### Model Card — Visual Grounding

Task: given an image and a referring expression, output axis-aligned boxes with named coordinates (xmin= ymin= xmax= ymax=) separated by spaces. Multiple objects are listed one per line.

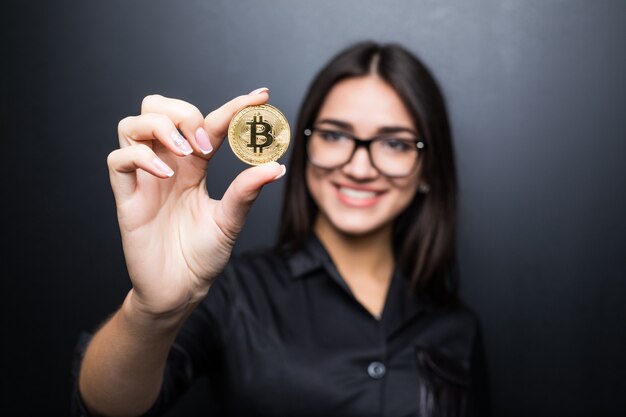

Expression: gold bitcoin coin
xmin=228 ymin=104 xmax=290 ymax=165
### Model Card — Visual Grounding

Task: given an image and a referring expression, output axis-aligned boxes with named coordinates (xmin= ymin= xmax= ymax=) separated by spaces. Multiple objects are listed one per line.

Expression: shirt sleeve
xmin=70 ymin=269 xmax=235 ymax=417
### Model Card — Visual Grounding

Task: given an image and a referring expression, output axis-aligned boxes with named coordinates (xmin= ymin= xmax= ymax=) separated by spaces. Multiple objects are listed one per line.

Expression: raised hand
xmin=106 ymin=89 xmax=284 ymax=316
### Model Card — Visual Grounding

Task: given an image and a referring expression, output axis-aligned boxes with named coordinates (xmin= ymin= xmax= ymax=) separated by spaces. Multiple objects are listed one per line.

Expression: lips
xmin=334 ymin=184 xmax=386 ymax=208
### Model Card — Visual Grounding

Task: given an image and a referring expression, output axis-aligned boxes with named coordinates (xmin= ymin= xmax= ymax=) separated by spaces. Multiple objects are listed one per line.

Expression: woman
xmin=73 ymin=42 xmax=489 ymax=416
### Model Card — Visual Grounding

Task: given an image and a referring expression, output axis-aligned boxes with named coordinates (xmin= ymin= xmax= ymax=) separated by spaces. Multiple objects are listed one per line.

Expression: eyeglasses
xmin=304 ymin=127 xmax=425 ymax=178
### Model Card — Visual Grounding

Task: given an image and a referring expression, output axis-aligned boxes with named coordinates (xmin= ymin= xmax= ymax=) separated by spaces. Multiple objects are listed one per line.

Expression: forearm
xmin=78 ymin=290 xmax=197 ymax=417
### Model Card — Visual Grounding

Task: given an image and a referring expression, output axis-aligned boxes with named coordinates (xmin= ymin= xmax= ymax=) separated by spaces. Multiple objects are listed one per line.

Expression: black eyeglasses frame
xmin=303 ymin=126 xmax=426 ymax=178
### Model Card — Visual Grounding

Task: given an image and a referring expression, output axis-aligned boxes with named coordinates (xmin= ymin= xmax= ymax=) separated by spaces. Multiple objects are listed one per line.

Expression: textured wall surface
xmin=3 ymin=1 xmax=625 ymax=415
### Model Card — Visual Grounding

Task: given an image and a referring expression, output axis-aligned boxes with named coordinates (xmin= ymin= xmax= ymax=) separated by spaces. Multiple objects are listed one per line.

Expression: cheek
xmin=304 ymin=162 xmax=421 ymax=234
xmin=390 ymin=170 xmax=420 ymax=203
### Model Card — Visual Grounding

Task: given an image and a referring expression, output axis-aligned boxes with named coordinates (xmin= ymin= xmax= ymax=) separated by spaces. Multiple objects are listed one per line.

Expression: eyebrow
xmin=316 ymin=118 xmax=418 ymax=136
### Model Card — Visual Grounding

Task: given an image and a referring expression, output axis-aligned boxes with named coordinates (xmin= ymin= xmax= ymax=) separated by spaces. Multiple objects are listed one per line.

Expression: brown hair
xmin=277 ymin=41 xmax=459 ymax=305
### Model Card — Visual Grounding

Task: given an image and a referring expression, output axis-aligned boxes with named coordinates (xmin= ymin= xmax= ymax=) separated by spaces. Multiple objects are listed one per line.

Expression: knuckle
xmin=204 ymin=110 xmax=217 ymax=124
xmin=233 ymin=182 xmax=255 ymax=204
xmin=117 ymin=116 xmax=134 ymax=134
xmin=106 ymin=149 xmax=121 ymax=168
xmin=204 ymin=111 xmax=222 ymax=134
xmin=141 ymin=94 xmax=162 ymax=112
xmin=179 ymin=103 xmax=204 ymax=125
xmin=150 ymin=113 xmax=173 ymax=128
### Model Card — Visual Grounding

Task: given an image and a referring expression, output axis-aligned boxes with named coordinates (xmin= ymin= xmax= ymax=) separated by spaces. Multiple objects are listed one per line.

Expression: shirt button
xmin=367 ymin=361 xmax=386 ymax=379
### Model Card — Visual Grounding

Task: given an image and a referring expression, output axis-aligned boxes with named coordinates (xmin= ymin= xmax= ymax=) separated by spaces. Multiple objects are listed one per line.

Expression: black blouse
xmin=72 ymin=234 xmax=489 ymax=416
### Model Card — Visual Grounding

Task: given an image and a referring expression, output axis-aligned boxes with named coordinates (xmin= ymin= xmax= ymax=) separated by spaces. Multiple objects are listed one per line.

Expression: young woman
xmin=74 ymin=42 xmax=489 ymax=416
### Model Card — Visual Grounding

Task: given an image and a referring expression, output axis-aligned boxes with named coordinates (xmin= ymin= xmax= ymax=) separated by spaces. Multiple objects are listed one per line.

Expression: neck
xmin=314 ymin=215 xmax=394 ymax=283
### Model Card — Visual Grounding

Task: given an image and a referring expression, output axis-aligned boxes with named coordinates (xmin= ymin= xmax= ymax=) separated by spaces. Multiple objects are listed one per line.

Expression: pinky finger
xmin=107 ymin=145 xmax=175 ymax=200
xmin=150 ymin=157 xmax=175 ymax=178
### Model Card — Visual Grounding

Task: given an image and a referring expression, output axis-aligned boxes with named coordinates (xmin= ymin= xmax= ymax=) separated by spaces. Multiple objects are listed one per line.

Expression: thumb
xmin=215 ymin=162 xmax=286 ymax=240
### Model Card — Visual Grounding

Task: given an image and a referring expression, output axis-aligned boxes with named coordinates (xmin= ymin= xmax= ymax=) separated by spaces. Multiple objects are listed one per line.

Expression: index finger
xmin=203 ymin=87 xmax=270 ymax=158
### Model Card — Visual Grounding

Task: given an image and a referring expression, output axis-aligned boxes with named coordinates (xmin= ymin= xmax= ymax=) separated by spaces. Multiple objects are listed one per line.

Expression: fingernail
xmin=248 ymin=87 xmax=269 ymax=95
xmin=170 ymin=131 xmax=193 ymax=155
xmin=195 ymin=127 xmax=213 ymax=155
xmin=153 ymin=157 xmax=174 ymax=177
xmin=273 ymin=164 xmax=286 ymax=180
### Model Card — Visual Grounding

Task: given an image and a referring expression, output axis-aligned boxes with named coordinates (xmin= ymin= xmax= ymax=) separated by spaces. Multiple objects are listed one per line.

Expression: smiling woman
xmin=279 ymin=43 xmax=459 ymax=305
xmin=73 ymin=42 xmax=489 ymax=417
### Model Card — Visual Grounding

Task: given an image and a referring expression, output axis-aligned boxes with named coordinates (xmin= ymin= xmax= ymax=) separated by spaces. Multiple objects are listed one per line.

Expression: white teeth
xmin=339 ymin=187 xmax=377 ymax=199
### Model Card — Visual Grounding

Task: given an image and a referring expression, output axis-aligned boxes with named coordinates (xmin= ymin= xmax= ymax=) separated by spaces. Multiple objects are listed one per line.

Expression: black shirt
xmin=72 ymin=234 xmax=489 ymax=416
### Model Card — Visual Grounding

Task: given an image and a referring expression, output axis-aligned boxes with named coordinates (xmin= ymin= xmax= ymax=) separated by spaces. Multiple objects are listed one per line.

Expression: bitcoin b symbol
xmin=247 ymin=115 xmax=274 ymax=153
xmin=228 ymin=104 xmax=290 ymax=165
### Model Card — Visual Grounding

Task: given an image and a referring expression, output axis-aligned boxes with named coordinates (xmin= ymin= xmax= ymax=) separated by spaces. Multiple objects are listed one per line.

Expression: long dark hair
xmin=277 ymin=41 xmax=459 ymax=305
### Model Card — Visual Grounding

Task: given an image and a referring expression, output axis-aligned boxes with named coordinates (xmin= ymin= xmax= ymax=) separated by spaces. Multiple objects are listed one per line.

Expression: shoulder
xmin=419 ymin=301 xmax=483 ymax=361
xmin=431 ymin=302 xmax=481 ymax=331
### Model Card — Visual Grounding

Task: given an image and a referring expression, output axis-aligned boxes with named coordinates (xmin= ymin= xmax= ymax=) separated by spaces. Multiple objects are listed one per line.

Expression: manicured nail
xmin=273 ymin=164 xmax=286 ymax=180
xmin=153 ymin=157 xmax=174 ymax=177
xmin=195 ymin=127 xmax=213 ymax=155
xmin=248 ymin=87 xmax=269 ymax=95
xmin=170 ymin=131 xmax=193 ymax=155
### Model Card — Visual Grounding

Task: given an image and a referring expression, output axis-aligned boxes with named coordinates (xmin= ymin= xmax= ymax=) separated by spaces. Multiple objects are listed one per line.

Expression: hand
xmin=106 ymin=89 xmax=284 ymax=317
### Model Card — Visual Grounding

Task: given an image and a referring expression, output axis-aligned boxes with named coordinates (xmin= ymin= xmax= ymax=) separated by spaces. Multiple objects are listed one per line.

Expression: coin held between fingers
xmin=228 ymin=104 xmax=290 ymax=165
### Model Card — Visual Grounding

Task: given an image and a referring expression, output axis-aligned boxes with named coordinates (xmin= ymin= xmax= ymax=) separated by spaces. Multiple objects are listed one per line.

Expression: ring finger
xmin=117 ymin=113 xmax=194 ymax=157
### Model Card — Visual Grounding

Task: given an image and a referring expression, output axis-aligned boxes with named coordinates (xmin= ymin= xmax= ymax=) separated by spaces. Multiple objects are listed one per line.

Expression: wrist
xmin=120 ymin=289 xmax=198 ymax=334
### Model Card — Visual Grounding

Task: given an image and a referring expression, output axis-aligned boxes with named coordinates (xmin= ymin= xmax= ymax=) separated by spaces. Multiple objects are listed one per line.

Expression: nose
xmin=341 ymin=146 xmax=379 ymax=180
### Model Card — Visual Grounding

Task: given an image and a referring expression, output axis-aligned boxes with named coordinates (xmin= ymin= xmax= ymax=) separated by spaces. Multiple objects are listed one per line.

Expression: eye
xmin=318 ymin=130 xmax=350 ymax=143
xmin=381 ymin=138 xmax=413 ymax=152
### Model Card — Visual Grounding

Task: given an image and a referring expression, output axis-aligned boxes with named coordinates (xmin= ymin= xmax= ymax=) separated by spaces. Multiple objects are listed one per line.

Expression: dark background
xmin=3 ymin=1 xmax=625 ymax=416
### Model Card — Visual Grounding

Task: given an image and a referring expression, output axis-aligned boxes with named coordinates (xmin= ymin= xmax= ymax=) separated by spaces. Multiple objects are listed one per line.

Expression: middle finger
xmin=141 ymin=94 xmax=212 ymax=156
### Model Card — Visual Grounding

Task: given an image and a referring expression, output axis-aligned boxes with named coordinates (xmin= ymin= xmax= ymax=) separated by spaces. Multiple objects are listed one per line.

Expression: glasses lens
xmin=371 ymin=137 xmax=419 ymax=176
xmin=307 ymin=128 xmax=421 ymax=177
xmin=308 ymin=130 xmax=354 ymax=168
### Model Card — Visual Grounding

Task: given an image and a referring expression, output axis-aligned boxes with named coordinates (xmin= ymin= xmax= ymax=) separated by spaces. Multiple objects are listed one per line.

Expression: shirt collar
xmin=287 ymin=233 xmax=329 ymax=279
xmin=286 ymin=233 xmax=433 ymax=336
xmin=287 ymin=233 xmax=354 ymax=294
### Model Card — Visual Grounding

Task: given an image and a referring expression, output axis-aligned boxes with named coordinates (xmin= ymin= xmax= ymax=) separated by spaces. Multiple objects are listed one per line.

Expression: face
xmin=306 ymin=75 xmax=422 ymax=237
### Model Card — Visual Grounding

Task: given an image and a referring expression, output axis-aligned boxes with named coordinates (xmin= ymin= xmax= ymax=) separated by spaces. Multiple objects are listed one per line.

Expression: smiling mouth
xmin=334 ymin=184 xmax=387 ymax=208
xmin=338 ymin=187 xmax=378 ymax=200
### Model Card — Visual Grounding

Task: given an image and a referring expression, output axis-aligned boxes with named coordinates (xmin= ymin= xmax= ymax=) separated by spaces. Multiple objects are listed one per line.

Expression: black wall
xmin=3 ymin=1 xmax=625 ymax=416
